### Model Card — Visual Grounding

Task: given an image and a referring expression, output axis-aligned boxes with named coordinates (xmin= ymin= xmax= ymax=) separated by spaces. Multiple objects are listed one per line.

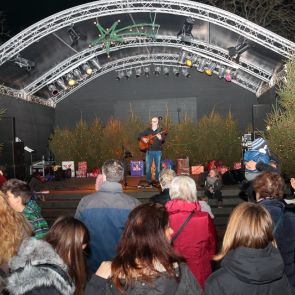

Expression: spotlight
xmin=125 ymin=69 xmax=132 ymax=79
xmin=204 ymin=62 xmax=217 ymax=76
xmin=90 ymin=58 xmax=101 ymax=70
xmin=73 ymin=68 xmax=83 ymax=80
xmin=218 ymin=66 xmax=226 ymax=79
xmin=185 ymin=58 xmax=193 ymax=67
xmin=144 ymin=66 xmax=150 ymax=77
xmin=177 ymin=17 xmax=195 ymax=44
xmin=154 ymin=66 xmax=161 ymax=76
xmin=82 ymin=63 xmax=93 ymax=75
xmin=56 ymin=78 xmax=67 ymax=90
xmin=197 ymin=59 xmax=206 ymax=72
xmin=116 ymin=70 xmax=125 ymax=80
xmin=179 ymin=51 xmax=187 ymax=64
xmin=65 ymin=73 xmax=76 ymax=86
xmin=182 ymin=68 xmax=191 ymax=78
xmin=48 ymin=85 xmax=59 ymax=96
xmin=135 ymin=67 xmax=142 ymax=78
xmin=225 ymin=69 xmax=232 ymax=82
xmin=163 ymin=67 xmax=170 ymax=76
xmin=173 ymin=67 xmax=180 ymax=77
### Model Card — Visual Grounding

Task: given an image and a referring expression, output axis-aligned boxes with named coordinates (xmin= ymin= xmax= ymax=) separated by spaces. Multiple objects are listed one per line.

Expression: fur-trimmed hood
xmin=7 ymin=237 xmax=75 ymax=295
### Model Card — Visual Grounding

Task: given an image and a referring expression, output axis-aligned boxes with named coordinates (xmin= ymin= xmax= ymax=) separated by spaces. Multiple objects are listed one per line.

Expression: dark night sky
xmin=1 ymin=1 xmax=90 ymax=36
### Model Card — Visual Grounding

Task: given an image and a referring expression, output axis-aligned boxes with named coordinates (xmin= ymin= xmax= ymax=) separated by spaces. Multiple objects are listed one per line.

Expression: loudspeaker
xmin=252 ymin=104 xmax=271 ymax=131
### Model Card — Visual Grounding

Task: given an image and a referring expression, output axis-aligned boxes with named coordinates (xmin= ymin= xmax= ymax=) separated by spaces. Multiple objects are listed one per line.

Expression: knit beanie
xmin=250 ymin=137 xmax=268 ymax=154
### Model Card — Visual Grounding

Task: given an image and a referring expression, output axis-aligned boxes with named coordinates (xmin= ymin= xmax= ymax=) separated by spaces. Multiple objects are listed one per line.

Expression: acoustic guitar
xmin=139 ymin=129 xmax=168 ymax=152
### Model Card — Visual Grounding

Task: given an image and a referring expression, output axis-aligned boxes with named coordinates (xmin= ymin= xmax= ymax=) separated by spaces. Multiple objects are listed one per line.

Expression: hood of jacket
xmin=165 ymin=199 xmax=201 ymax=213
xmin=7 ymin=237 xmax=74 ymax=295
xmin=222 ymin=243 xmax=284 ymax=285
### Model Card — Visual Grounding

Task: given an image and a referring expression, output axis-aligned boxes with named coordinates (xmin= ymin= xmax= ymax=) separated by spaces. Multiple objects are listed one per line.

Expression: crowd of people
xmin=1 ymin=154 xmax=295 ymax=294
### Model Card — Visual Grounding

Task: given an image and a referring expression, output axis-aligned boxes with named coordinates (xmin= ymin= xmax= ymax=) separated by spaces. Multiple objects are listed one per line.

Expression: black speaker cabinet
xmin=252 ymin=104 xmax=271 ymax=131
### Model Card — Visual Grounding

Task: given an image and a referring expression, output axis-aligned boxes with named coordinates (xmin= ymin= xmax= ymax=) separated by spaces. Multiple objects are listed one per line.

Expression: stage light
xmin=185 ymin=58 xmax=193 ymax=67
xmin=73 ymin=68 xmax=83 ymax=80
xmin=179 ymin=51 xmax=187 ymax=64
xmin=48 ymin=85 xmax=59 ymax=96
xmin=125 ymin=69 xmax=132 ymax=79
xmin=154 ymin=66 xmax=161 ymax=76
xmin=90 ymin=58 xmax=101 ymax=70
xmin=135 ymin=67 xmax=142 ymax=78
xmin=82 ymin=63 xmax=93 ymax=75
xmin=218 ymin=66 xmax=226 ymax=79
xmin=116 ymin=70 xmax=125 ymax=80
xmin=163 ymin=67 xmax=170 ymax=76
xmin=204 ymin=62 xmax=216 ymax=76
xmin=173 ymin=67 xmax=180 ymax=77
xmin=197 ymin=59 xmax=206 ymax=72
xmin=144 ymin=66 xmax=150 ymax=77
xmin=182 ymin=68 xmax=191 ymax=78
xmin=225 ymin=69 xmax=232 ymax=82
xmin=56 ymin=78 xmax=67 ymax=90
xmin=65 ymin=73 xmax=76 ymax=86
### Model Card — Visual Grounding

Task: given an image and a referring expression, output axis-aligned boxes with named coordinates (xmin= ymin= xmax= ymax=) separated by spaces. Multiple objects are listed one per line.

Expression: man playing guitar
xmin=138 ymin=117 xmax=166 ymax=186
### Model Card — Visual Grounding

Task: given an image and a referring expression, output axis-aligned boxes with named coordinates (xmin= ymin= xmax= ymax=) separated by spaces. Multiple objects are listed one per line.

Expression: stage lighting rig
xmin=218 ymin=66 xmax=226 ymax=79
xmin=173 ymin=67 xmax=180 ymax=77
xmin=144 ymin=66 xmax=150 ymax=77
xmin=90 ymin=58 xmax=101 ymax=70
xmin=116 ymin=70 xmax=125 ymax=80
xmin=12 ymin=54 xmax=35 ymax=71
xmin=177 ymin=17 xmax=195 ymax=44
xmin=125 ymin=69 xmax=132 ymax=79
xmin=65 ymin=73 xmax=76 ymax=86
xmin=204 ymin=62 xmax=217 ymax=76
xmin=135 ymin=67 xmax=142 ymax=78
xmin=182 ymin=67 xmax=191 ymax=78
xmin=56 ymin=78 xmax=67 ymax=90
xmin=48 ymin=85 xmax=59 ymax=96
xmin=228 ymin=42 xmax=251 ymax=62
xmin=225 ymin=69 xmax=232 ymax=82
xmin=73 ymin=68 xmax=83 ymax=80
xmin=197 ymin=59 xmax=206 ymax=72
xmin=67 ymin=24 xmax=81 ymax=46
xmin=82 ymin=63 xmax=93 ymax=75
xmin=163 ymin=67 xmax=170 ymax=76
xmin=154 ymin=66 xmax=161 ymax=76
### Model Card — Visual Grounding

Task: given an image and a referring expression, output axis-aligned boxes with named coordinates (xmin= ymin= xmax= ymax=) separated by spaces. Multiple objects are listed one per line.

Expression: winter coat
xmin=165 ymin=199 xmax=217 ymax=289
xmin=259 ymin=198 xmax=295 ymax=287
xmin=75 ymin=181 xmax=141 ymax=273
xmin=84 ymin=263 xmax=202 ymax=295
xmin=6 ymin=238 xmax=74 ymax=295
xmin=204 ymin=243 xmax=295 ymax=295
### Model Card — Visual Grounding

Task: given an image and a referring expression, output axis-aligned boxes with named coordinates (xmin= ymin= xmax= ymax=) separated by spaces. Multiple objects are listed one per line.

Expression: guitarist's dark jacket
xmin=138 ymin=127 xmax=165 ymax=151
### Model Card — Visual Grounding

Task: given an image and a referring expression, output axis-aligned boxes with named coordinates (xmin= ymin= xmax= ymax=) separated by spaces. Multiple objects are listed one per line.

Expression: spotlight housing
xmin=48 ymin=85 xmax=59 ymax=96
xmin=154 ymin=66 xmax=161 ymax=76
xmin=163 ymin=67 xmax=170 ymax=76
xmin=65 ymin=73 xmax=76 ymax=86
xmin=56 ymin=78 xmax=67 ymax=90
xmin=135 ymin=67 xmax=142 ymax=78
xmin=144 ymin=66 xmax=150 ymax=77
xmin=182 ymin=67 xmax=191 ymax=78
xmin=173 ymin=67 xmax=180 ymax=77
xmin=82 ymin=63 xmax=93 ymax=75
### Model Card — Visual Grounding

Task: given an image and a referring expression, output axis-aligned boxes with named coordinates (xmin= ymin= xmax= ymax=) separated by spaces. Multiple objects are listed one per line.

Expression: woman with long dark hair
xmin=7 ymin=216 xmax=89 ymax=295
xmin=85 ymin=203 xmax=202 ymax=295
xmin=204 ymin=202 xmax=295 ymax=295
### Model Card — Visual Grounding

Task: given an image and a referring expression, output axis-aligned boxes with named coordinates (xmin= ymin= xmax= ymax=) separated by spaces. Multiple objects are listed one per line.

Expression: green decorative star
xmin=90 ymin=20 xmax=160 ymax=57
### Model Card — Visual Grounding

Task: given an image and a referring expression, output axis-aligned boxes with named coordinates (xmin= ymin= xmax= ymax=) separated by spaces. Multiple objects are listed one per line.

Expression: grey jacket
xmin=84 ymin=263 xmax=202 ymax=295
xmin=6 ymin=238 xmax=75 ymax=295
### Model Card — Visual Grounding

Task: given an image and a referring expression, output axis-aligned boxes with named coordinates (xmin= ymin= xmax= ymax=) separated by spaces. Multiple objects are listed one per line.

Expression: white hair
xmin=169 ymin=176 xmax=197 ymax=201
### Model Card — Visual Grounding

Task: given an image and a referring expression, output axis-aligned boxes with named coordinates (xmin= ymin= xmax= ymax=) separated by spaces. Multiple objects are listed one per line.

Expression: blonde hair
xmin=159 ymin=169 xmax=176 ymax=189
xmin=0 ymin=192 xmax=32 ymax=264
xmin=215 ymin=202 xmax=275 ymax=261
xmin=169 ymin=176 xmax=197 ymax=201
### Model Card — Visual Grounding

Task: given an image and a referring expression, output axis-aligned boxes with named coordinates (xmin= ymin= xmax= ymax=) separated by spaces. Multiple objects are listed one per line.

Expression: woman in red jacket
xmin=166 ymin=175 xmax=217 ymax=289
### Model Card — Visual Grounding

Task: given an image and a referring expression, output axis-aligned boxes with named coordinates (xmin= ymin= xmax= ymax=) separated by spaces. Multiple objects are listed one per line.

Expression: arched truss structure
xmin=0 ymin=0 xmax=294 ymax=107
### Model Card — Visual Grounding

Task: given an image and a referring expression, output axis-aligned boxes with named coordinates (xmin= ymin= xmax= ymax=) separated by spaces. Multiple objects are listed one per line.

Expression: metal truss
xmin=24 ymin=35 xmax=272 ymax=95
xmin=0 ymin=85 xmax=54 ymax=107
xmin=51 ymin=53 xmax=260 ymax=105
xmin=0 ymin=0 xmax=295 ymax=66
